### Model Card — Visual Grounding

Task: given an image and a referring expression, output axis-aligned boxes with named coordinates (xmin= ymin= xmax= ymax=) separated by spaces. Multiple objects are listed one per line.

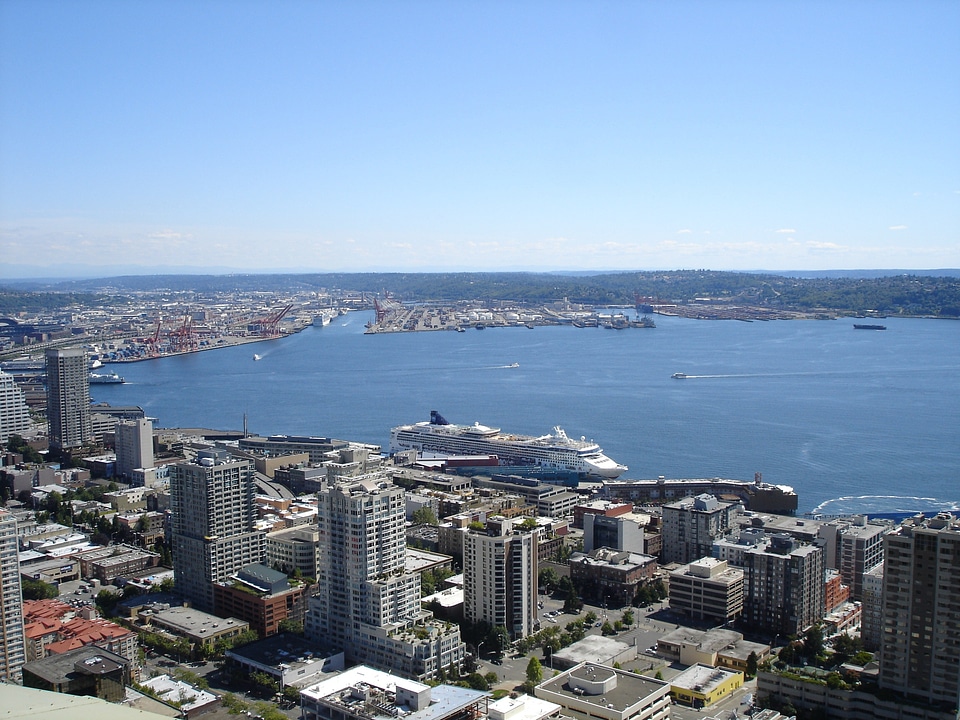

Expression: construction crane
xmin=143 ymin=317 xmax=163 ymax=357
xmin=168 ymin=315 xmax=198 ymax=353
xmin=250 ymin=303 xmax=293 ymax=338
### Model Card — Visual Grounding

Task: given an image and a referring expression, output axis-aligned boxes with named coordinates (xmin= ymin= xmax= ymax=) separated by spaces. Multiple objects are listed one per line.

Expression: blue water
xmin=92 ymin=313 xmax=960 ymax=516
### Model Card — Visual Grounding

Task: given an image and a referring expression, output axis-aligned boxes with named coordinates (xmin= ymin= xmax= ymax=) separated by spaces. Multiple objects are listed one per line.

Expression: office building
xmin=0 ymin=510 xmax=26 ymax=681
xmin=304 ymin=472 xmax=464 ymax=680
xmin=669 ymin=557 xmax=744 ymax=625
xmin=44 ymin=348 xmax=91 ymax=450
xmin=0 ymin=369 xmax=32 ymax=443
xmin=169 ymin=449 xmax=265 ymax=612
xmin=662 ymin=494 xmax=740 ymax=565
xmin=878 ymin=513 xmax=960 ymax=710
xmin=114 ymin=418 xmax=154 ymax=482
xmin=742 ymin=534 xmax=824 ymax=637
xmin=583 ymin=510 xmax=646 ymax=554
xmin=463 ymin=516 xmax=538 ymax=640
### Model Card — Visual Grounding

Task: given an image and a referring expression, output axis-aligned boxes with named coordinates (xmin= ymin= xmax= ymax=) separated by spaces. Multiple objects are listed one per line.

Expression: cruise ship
xmin=389 ymin=411 xmax=627 ymax=479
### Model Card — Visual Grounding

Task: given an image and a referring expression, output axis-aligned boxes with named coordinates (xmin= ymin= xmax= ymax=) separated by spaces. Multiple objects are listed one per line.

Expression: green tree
xmin=21 ymin=577 xmax=59 ymax=600
xmin=621 ymin=610 xmax=634 ymax=627
xmin=538 ymin=567 xmax=559 ymax=593
xmin=464 ymin=672 xmax=489 ymax=690
xmin=525 ymin=656 xmax=543 ymax=685
xmin=412 ymin=507 xmax=439 ymax=525
xmin=746 ymin=651 xmax=758 ymax=678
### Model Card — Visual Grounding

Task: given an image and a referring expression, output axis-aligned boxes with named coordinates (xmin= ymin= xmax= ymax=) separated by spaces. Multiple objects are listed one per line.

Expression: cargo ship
xmin=389 ymin=410 xmax=627 ymax=479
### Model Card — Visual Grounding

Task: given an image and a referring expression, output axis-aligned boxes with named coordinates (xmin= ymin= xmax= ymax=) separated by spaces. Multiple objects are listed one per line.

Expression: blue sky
xmin=1 ymin=1 xmax=958 ymax=277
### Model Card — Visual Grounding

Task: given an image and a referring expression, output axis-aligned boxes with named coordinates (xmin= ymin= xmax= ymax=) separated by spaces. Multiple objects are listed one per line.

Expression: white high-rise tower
xmin=305 ymin=472 xmax=464 ymax=680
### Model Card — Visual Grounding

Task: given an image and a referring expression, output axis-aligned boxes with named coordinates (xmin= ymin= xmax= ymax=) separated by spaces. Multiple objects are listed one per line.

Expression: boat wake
xmin=810 ymin=495 xmax=960 ymax=518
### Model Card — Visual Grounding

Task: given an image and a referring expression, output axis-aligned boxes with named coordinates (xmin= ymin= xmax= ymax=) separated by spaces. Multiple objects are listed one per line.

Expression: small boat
xmin=853 ymin=324 xmax=886 ymax=330
xmin=671 ymin=372 xmax=687 ymax=379
xmin=508 ymin=362 xmax=519 ymax=368
xmin=253 ymin=354 xmax=262 ymax=361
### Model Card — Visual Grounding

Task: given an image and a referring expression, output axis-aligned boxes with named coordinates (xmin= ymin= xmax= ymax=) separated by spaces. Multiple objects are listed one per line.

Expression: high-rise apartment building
xmin=115 ymin=418 xmax=155 ymax=481
xmin=0 ymin=510 xmax=26 ymax=682
xmin=0 ymin=369 xmax=32 ymax=444
xmin=817 ymin=517 xmax=889 ymax=600
xmin=463 ymin=516 xmax=538 ymax=640
xmin=304 ymin=472 xmax=464 ymax=680
xmin=879 ymin=513 xmax=960 ymax=710
xmin=170 ymin=449 xmax=265 ymax=612
xmin=662 ymin=494 xmax=740 ymax=565
xmin=743 ymin=534 xmax=824 ymax=637
xmin=44 ymin=348 xmax=91 ymax=450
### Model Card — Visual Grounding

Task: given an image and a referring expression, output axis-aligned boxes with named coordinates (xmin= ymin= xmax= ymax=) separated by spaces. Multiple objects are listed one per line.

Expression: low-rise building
xmin=213 ymin=563 xmax=309 ymax=638
xmin=569 ymin=548 xmax=657 ymax=607
xmin=21 ymin=645 xmax=129 ymax=703
xmin=656 ymin=627 xmax=769 ymax=675
xmin=143 ymin=606 xmax=249 ymax=651
xmin=300 ymin=664 xmax=489 ymax=720
xmin=535 ymin=662 xmax=670 ymax=720
xmin=669 ymin=663 xmax=743 ymax=709
xmin=140 ymin=674 xmax=220 ymax=718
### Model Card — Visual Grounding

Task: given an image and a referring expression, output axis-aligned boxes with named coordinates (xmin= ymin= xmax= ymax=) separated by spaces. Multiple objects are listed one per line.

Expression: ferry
xmin=89 ymin=372 xmax=125 ymax=384
xmin=389 ymin=410 xmax=627 ymax=479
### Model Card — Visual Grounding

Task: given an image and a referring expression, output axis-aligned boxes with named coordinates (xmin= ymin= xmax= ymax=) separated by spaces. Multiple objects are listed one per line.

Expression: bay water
xmin=92 ymin=313 xmax=960 ymax=516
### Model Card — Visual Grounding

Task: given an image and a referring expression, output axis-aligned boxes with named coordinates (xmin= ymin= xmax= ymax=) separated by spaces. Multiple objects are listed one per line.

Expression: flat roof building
xmin=535 ymin=662 xmax=671 ymax=720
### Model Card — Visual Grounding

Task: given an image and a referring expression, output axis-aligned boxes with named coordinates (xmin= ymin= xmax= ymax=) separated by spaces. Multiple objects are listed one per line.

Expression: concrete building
xmin=0 ymin=509 xmax=26 ymax=681
xmin=144 ymin=605 xmax=249 ymax=651
xmin=463 ymin=515 xmax=538 ymax=640
xmin=0 ymin=369 xmax=32 ymax=443
xmin=656 ymin=627 xmax=769 ymax=675
xmin=300 ymin=665 xmax=489 ymax=720
xmin=573 ymin=500 xmax=632 ymax=529
xmin=860 ymin=562 xmax=884 ymax=651
xmin=669 ymin=557 xmax=744 ymax=624
xmin=662 ymin=494 xmax=740 ymax=565
xmin=21 ymin=645 xmax=129 ymax=703
xmin=114 ymin=418 xmax=155 ymax=483
xmin=743 ymin=535 xmax=825 ymax=637
xmin=878 ymin=513 xmax=960 ymax=710
xmin=169 ymin=448 xmax=266 ymax=612
xmin=583 ymin=510 xmax=646 ymax=554
xmin=304 ymin=472 xmax=465 ymax=680
xmin=266 ymin=524 xmax=321 ymax=579
xmin=817 ymin=516 xmax=889 ymax=600
xmin=45 ymin=348 xmax=91 ymax=450
xmin=535 ymin=662 xmax=671 ymax=720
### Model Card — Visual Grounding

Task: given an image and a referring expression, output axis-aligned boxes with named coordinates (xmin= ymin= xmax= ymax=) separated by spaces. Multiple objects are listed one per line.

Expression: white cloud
xmin=806 ymin=241 xmax=843 ymax=251
xmin=775 ymin=228 xmax=796 ymax=234
xmin=889 ymin=225 xmax=908 ymax=231
xmin=676 ymin=229 xmax=692 ymax=234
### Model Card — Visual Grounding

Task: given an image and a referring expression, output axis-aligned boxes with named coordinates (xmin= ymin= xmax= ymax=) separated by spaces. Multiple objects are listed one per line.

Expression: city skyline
xmin=1 ymin=2 xmax=958 ymax=278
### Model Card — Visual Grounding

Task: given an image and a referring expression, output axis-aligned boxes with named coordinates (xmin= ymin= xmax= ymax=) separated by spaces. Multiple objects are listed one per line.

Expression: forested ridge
xmin=2 ymin=270 xmax=959 ymax=317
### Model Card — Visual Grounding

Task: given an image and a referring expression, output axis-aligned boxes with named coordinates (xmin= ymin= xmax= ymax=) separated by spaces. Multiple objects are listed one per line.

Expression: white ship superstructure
xmin=389 ymin=411 xmax=627 ymax=479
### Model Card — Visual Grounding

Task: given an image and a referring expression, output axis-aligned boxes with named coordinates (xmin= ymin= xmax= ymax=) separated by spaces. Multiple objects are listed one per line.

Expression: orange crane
xmin=168 ymin=315 xmax=199 ymax=352
xmin=251 ymin=303 xmax=293 ymax=337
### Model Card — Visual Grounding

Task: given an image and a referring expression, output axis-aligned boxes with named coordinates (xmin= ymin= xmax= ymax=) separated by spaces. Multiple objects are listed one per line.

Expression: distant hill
xmin=2 ymin=270 xmax=959 ymax=318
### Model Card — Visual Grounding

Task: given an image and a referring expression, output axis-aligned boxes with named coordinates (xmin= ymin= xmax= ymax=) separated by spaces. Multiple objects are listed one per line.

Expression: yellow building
xmin=670 ymin=663 xmax=743 ymax=709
